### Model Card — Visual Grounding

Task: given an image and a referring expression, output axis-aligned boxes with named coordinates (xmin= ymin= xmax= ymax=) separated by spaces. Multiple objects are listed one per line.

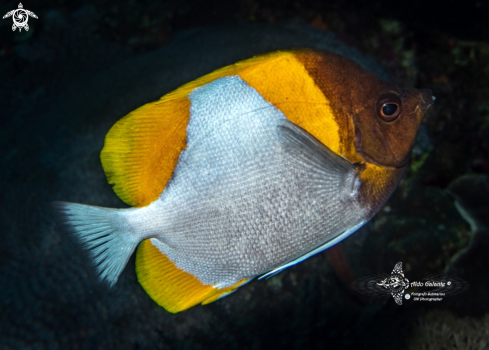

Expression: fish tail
xmin=53 ymin=201 xmax=140 ymax=287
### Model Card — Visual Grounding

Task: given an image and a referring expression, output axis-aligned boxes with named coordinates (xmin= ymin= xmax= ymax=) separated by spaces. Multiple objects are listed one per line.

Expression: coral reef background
xmin=1 ymin=0 xmax=489 ymax=349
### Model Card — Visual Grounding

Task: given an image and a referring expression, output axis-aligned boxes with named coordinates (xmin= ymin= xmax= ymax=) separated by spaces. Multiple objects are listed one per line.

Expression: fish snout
xmin=418 ymin=89 xmax=434 ymax=111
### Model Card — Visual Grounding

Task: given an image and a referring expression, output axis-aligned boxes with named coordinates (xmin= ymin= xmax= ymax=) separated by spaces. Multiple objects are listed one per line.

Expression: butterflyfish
xmin=54 ymin=50 xmax=433 ymax=313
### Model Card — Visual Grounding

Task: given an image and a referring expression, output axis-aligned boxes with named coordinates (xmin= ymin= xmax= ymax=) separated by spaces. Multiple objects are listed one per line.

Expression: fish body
xmin=55 ymin=50 xmax=433 ymax=313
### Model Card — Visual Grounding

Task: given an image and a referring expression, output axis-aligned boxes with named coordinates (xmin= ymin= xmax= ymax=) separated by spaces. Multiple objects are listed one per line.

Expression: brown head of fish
xmin=294 ymin=51 xmax=433 ymax=217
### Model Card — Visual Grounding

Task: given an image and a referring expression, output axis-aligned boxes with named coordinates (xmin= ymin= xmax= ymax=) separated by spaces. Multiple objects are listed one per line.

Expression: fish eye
xmin=376 ymin=93 xmax=402 ymax=122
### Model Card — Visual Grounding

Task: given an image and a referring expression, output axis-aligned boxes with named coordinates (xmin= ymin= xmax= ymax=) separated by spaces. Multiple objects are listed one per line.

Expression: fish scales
xmin=141 ymin=76 xmax=366 ymax=287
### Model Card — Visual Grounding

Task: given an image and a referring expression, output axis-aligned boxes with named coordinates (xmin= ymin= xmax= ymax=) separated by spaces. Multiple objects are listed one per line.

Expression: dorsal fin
xmin=100 ymin=50 xmax=341 ymax=207
xmin=101 ymin=97 xmax=191 ymax=207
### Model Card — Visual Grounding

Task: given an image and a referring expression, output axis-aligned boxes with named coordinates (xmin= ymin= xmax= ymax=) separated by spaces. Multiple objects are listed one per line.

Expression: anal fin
xmin=136 ymin=239 xmax=247 ymax=313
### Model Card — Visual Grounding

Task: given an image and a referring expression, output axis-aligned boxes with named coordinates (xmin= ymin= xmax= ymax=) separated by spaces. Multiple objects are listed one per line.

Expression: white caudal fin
xmin=53 ymin=202 xmax=140 ymax=287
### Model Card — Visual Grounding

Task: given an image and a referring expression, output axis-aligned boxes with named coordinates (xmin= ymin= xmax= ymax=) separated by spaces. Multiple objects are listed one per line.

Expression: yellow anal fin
xmin=135 ymin=239 xmax=248 ymax=313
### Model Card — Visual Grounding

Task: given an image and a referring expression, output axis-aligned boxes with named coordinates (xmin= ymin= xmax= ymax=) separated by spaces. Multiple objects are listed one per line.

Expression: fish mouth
xmin=417 ymin=89 xmax=434 ymax=111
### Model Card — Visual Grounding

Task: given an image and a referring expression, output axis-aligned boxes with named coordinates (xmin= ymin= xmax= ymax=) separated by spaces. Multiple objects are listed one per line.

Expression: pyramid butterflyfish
xmin=54 ymin=50 xmax=433 ymax=313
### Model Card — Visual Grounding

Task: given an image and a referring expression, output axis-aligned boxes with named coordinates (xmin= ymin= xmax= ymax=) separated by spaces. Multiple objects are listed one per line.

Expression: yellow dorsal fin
xmin=135 ymin=239 xmax=248 ymax=313
xmin=100 ymin=51 xmax=322 ymax=207
xmin=100 ymin=97 xmax=190 ymax=207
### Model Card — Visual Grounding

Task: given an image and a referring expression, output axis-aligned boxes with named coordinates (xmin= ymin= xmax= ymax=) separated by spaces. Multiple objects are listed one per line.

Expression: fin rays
xmin=53 ymin=202 xmax=140 ymax=287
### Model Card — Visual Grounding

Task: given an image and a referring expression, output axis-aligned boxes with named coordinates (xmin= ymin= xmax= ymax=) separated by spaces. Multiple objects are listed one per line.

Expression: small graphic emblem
xmin=353 ymin=262 xmax=468 ymax=305
xmin=376 ymin=262 xmax=409 ymax=305
xmin=3 ymin=3 xmax=38 ymax=32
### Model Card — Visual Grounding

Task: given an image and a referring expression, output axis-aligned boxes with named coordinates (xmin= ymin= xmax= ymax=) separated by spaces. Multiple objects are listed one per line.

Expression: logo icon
xmin=3 ymin=3 xmax=38 ymax=32
xmin=377 ymin=262 xmax=410 ymax=305
xmin=352 ymin=262 xmax=469 ymax=305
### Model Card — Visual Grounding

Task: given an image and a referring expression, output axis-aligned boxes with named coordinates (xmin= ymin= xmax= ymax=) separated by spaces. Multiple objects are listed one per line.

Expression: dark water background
xmin=1 ymin=0 xmax=489 ymax=349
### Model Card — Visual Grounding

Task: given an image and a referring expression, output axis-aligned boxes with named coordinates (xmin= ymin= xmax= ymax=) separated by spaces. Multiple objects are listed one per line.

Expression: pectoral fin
xmin=277 ymin=119 xmax=362 ymax=195
xmin=259 ymin=120 xmax=365 ymax=279
xmin=278 ymin=119 xmax=356 ymax=173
